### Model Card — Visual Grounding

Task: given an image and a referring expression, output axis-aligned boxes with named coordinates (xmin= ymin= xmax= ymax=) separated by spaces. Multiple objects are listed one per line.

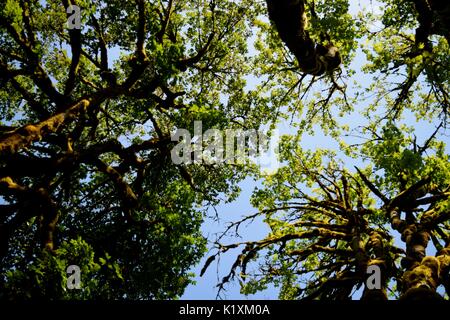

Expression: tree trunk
xmin=265 ymin=0 xmax=342 ymax=76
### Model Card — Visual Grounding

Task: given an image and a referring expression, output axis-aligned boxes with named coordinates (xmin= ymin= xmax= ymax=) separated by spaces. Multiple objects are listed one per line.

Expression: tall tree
xmin=209 ymin=128 xmax=450 ymax=300
xmin=205 ymin=0 xmax=450 ymax=300
xmin=0 ymin=0 xmax=270 ymax=299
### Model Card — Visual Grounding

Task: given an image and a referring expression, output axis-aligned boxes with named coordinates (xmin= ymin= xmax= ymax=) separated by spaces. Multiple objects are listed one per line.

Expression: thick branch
xmin=265 ymin=0 xmax=342 ymax=75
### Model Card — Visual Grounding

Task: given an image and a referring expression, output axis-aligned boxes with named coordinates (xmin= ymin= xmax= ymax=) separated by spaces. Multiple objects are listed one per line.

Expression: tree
xmin=204 ymin=0 xmax=450 ymax=300
xmin=0 ymin=0 xmax=271 ymax=299
xmin=210 ymin=130 xmax=450 ymax=300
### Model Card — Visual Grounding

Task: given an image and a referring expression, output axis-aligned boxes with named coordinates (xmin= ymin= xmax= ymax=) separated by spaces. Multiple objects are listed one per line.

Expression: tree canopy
xmin=0 ymin=0 xmax=449 ymax=300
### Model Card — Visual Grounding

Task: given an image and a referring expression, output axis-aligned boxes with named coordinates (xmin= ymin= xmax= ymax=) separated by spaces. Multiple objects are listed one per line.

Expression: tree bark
xmin=265 ymin=0 xmax=342 ymax=75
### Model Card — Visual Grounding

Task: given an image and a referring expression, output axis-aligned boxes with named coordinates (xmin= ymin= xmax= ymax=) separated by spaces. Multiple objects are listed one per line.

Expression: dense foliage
xmin=0 ymin=0 xmax=271 ymax=299
xmin=206 ymin=0 xmax=450 ymax=300
xmin=0 ymin=0 xmax=449 ymax=300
